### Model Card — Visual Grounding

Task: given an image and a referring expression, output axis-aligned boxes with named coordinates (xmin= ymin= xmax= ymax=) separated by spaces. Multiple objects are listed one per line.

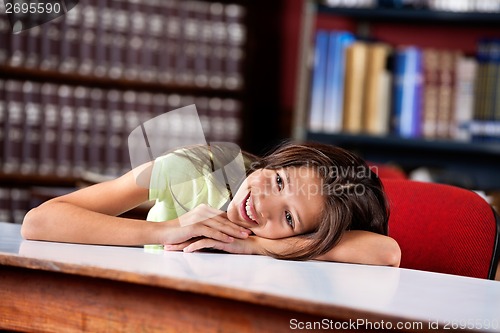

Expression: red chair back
xmin=369 ymin=163 xmax=407 ymax=180
xmin=383 ymin=179 xmax=500 ymax=279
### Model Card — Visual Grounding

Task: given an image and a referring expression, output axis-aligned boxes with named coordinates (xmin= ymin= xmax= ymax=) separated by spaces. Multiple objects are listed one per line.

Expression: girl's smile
xmin=240 ymin=191 xmax=259 ymax=224
xmin=227 ymin=167 xmax=324 ymax=239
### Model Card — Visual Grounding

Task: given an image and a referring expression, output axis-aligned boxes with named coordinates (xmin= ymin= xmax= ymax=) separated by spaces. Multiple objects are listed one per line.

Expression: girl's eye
xmin=285 ymin=211 xmax=294 ymax=228
xmin=276 ymin=173 xmax=283 ymax=191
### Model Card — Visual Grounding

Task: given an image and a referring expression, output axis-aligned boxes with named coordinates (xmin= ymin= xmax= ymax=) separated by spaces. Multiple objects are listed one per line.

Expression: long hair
xmin=250 ymin=141 xmax=389 ymax=260
xmin=165 ymin=141 xmax=388 ymax=261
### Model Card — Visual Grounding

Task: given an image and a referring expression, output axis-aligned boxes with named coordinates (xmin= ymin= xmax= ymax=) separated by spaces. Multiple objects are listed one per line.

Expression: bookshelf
xmin=0 ymin=0 xmax=282 ymax=223
xmin=293 ymin=0 xmax=500 ymax=191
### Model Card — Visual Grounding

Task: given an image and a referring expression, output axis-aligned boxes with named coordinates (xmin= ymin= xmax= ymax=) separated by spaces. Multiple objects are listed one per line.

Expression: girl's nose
xmin=257 ymin=196 xmax=281 ymax=225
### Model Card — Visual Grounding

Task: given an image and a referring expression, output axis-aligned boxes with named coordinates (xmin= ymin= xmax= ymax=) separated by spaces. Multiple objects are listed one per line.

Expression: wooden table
xmin=1 ymin=222 xmax=500 ymax=332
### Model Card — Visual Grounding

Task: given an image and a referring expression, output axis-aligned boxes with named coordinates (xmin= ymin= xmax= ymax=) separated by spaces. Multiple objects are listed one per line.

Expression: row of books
xmin=323 ymin=0 xmax=500 ymax=12
xmin=0 ymin=79 xmax=243 ymax=178
xmin=0 ymin=0 xmax=246 ymax=90
xmin=0 ymin=187 xmax=31 ymax=224
xmin=307 ymin=30 xmax=500 ymax=142
xmin=0 ymin=186 xmax=74 ymax=224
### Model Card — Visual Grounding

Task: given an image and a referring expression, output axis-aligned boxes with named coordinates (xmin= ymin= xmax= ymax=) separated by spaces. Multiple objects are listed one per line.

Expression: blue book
xmin=489 ymin=39 xmax=500 ymax=122
xmin=308 ymin=30 xmax=329 ymax=132
xmin=323 ymin=31 xmax=355 ymax=133
xmin=392 ymin=49 xmax=406 ymax=135
xmin=469 ymin=120 xmax=500 ymax=143
xmin=412 ymin=49 xmax=423 ymax=137
xmin=393 ymin=47 xmax=422 ymax=138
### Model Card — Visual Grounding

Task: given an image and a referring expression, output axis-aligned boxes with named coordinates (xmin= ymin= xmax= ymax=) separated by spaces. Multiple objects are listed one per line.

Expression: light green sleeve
xmin=146 ymin=150 xmax=231 ymax=223
xmin=144 ymin=149 xmax=231 ymax=251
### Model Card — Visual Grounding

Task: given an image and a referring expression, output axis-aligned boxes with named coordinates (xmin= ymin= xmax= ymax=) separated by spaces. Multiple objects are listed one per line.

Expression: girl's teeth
xmin=245 ymin=197 xmax=254 ymax=221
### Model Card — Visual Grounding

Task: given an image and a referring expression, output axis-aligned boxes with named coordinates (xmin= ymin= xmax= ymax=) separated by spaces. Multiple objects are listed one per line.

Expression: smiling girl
xmin=22 ymin=141 xmax=400 ymax=266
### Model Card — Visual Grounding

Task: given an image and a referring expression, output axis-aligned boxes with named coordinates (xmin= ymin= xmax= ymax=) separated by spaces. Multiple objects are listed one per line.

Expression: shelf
xmin=317 ymin=4 xmax=500 ymax=24
xmin=308 ymin=132 xmax=500 ymax=156
xmin=307 ymin=132 xmax=500 ymax=190
xmin=0 ymin=65 xmax=244 ymax=98
xmin=0 ymin=173 xmax=78 ymax=188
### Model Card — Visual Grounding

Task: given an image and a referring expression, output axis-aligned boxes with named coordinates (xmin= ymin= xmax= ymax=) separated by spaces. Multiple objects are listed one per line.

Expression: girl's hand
xmin=164 ymin=236 xmax=264 ymax=255
xmin=160 ymin=204 xmax=251 ymax=245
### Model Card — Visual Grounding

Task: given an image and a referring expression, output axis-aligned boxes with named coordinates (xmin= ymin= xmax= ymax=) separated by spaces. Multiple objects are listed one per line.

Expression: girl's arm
xmin=312 ymin=231 xmax=401 ymax=267
xmin=22 ymin=166 xmax=249 ymax=246
xmin=174 ymin=231 xmax=401 ymax=267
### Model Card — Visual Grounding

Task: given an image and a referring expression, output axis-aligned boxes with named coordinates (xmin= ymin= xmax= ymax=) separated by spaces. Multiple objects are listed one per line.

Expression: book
xmin=3 ymin=80 xmax=24 ymax=174
xmin=194 ymin=95 xmax=211 ymax=139
xmin=10 ymin=188 xmax=30 ymax=224
xmin=56 ymin=85 xmax=75 ymax=177
xmin=490 ymin=40 xmax=500 ymax=123
xmin=105 ymin=90 xmax=124 ymax=176
xmin=124 ymin=0 xmax=143 ymax=81
xmin=343 ymin=42 xmax=368 ymax=134
xmin=9 ymin=23 xmax=26 ymax=67
xmin=21 ymin=81 xmax=42 ymax=175
xmin=73 ymin=86 xmax=91 ymax=176
xmin=93 ymin=0 xmax=110 ymax=78
xmin=421 ymin=48 xmax=439 ymax=138
xmin=89 ymin=88 xmax=106 ymax=173
xmin=468 ymin=120 xmax=500 ymax=142
xmin=0 ymin=79 xmax=5 ymax=167
xmin=25 ymin=26 xmax=41 ymax=69
xmin=363 ymin=42 xmax=391 ymax=135
xmin=194 ymin=2 xmax=212 ymax=88
xmin=39 ymin=83 xmax=59 ymax=175
xmin=140 ymin=0 xmax=162 ymax=83
xmin=452 ymin=57 xmax=477 ymax=141
xmin=108 ymin=0 xmax=128 ymax=80
xmin=392 ymin=46 xmax=422 ymax=138
xmin=308 ymin=30 xmax=329 ymax=132
xmin=223 ymin=4 xmax=246 ymax=90
xmin=436 ymin=50 xmax=459 ymax=139
xmin=322 ymin=31 xmax=355 ymax=133
xmin=158 ymin=0 xmax=177 ymax=84
xmin=0 ymin=188 xmax=11 ymax=223
xmin=44 ymin=18 xmax=63 ymax=71
xmin=78 ymin=0 xmax=96 ymax=76
xmin=208 ymin=97 xmax=225 ymax=141
xmin=208 ymin=2 xmax=225 ymax=88
xmin=0 ymin=4 xmax=10 ymax=65
xmin=59 ymin=3 xmax=80 ymax=73
xmin=122 ymin=91 xmax=140 ymax=174
xmin=473 ymin=38 xmax=496 ymax=122
xmin=221 ymin=98 xmax=242 ymax=142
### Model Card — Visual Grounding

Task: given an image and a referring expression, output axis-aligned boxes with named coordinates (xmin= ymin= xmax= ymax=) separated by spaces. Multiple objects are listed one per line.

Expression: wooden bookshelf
xmin=293 ymin=0 xmax=500 ymax=191
xmin=0 ymin=173 xmax=77 ymax=188
xmin=0 ymin=65 xmax=245 ymax=97
xmin=308 ymin=132 xmax=500 ymax=190
xmin=316 ymin=5 xmax=500 ymax=24
xmin=0 ymin=0 xmax=283 ymax=223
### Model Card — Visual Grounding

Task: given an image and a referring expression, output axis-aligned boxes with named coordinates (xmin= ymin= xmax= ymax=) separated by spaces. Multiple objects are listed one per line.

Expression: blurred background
xmin=1 ymin=0 xmax=500 ymax=223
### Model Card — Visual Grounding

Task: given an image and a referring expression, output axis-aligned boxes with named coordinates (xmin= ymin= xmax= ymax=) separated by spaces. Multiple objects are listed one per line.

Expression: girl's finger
xmin=184 ymin=239 xmax=224 ymax=253
xmin=163 ymin=240 xmax=193 ymax=251
xmin=201 ymin=219 xmax=250 ymax=239
xmin=192 ymin=224 xmax=239 ymax=244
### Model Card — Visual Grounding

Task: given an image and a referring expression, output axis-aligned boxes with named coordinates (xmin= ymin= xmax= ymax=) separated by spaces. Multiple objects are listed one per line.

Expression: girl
xmin=21 ymin=141 xmax=401 ymax=266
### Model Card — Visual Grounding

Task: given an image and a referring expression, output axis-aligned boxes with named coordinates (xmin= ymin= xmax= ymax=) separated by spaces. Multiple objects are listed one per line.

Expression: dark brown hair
xmin=250 ymin=141 xmax=389 ymax=260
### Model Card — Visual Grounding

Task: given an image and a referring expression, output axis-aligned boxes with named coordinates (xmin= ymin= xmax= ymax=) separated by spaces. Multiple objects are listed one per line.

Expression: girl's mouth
xmin=240 ymin=192 xmax=258 ymax=224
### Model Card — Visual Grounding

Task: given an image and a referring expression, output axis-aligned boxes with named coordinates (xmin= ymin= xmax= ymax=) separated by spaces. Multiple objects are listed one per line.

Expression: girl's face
xmin=227 ymin=167 xmax=324 ymax=239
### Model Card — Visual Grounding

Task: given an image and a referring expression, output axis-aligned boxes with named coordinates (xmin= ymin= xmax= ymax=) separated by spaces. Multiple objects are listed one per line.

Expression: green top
xmin=146 ymin=148 xmax=232 ymax=223
xmin=145 ymin=145 xmax=251 ymax=250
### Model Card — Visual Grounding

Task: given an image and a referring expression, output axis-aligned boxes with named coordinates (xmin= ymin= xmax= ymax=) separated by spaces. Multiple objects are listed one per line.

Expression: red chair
xmin=369 ymin=163 xmax=407 ymax=180
xmin=382 ymin=179 xmax=500 ymax=280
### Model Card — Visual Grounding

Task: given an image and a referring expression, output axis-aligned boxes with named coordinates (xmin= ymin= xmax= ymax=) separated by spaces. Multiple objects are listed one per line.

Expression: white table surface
xmin=1 ymin=222 xmax=500 ymax=332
